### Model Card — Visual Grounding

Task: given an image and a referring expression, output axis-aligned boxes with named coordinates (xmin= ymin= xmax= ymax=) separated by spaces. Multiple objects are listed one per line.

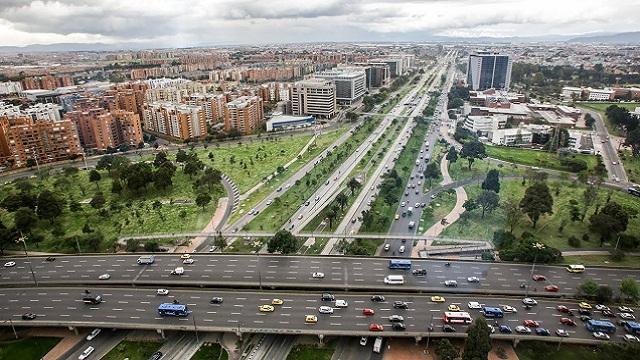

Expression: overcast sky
xmin=0 ymin=0 xmax=639 ymax=47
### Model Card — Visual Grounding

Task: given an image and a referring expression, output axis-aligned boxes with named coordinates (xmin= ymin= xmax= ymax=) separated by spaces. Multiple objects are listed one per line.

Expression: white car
xmin=515 ymin=326 xmax=531 ymax=334
xmin=467 ymin=276 xmax=480 ymax=283
xmin=312 ymin=272 xmax=325 ymax=279
xmin=3 ymin=261 xmax=16 ymax=267
xmin=502 ymin=305 xmax=518 ymax=313
xmin=467 ymin=301 xmax=482 ymax=309
xmin=359 ymin=337 xmax=368 ymax=346
xmin=182 ymin=258 xmax=194 ymax=264
xmin=98 ymin=273 xmax=110 ymax=280
xmin=522 ymin=298 xmax=537 ymax=306
xmin=335 ymin=300 xmax=348 ymax=308
xmin=86 ymin=328 xmax=101 ymax=341
xmin=318 ymin=306 xmax=334 ymax=314
xmin=171 ymin=267 xmax=184 ymax=275
xmin=78 ymin=346 xmax=95 ymax=360
xmin=399 ymin=246 xmax=405 ymax=253
xmin=208 ymin=246 xmax=215 ymax=252
xmin=156 ymin=289 xmax=169 ymax=296
xmin=592 ymin=332 xmax=610 ymax=340
xmin=618 ymin=306 xmax=635 ymax=313
xmin=624 ymin=334 xmax=640 ymax=342
xmin=620 ymin=313 xmax=636 ymax=320
xmin=266 ymin=199 xmax=273 ymax=205
xmin=595 ymin=304 xmax=610 ymax=311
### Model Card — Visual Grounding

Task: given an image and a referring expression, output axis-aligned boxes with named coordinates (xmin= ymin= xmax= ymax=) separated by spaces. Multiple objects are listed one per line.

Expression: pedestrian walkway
xmin=174 ymin=197 xmax=228 ymax=253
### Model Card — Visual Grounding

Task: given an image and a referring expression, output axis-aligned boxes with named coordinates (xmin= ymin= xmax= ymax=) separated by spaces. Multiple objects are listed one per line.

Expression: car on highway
xmin=78 ymin=346 xmax=95 ymax=360
xmin=321 ymin=293 xmax=335 ymax=301
xmin=22 ymin=313 xmax=36 ymax=320
xmin=3 ymin=261 xmax=16 ymax=267
xmin=620 ymin=313 xmax=636 ymax=320
xmin=392 ymin=322 xmax=406 ymax=331
xmin=624 ymin=334 xmax=640 ymax=343
xmin=535 ymin=328 xmax=551 ymax=336
xmin=555 ymin=329 xmax=569 ymax=337
xmin=580 ymin=315 xmax=592 ymax=322
xmin=557 ymin=305 xmax=571 ymax=313
xmin=208 ymin=246 xmax=216 ymax=252
xmin=398 ymin=245 xmax=406 ymax=253
xmin=45 ymin=256 xmax=56 ymax=262
xmin=334 ymin=300 xmax=348 ymax=308
xmin=499 ymin=325 xmax=512 ymax=334
xmin=371 ymin=295 xmax=385 ymax=302
xmin=502 ymin=305 xmax=517 ymax=313
xmin=467 ymin=276 xmax=480 ymax=283
xmin=560 ymin=318 xmax=576 ymax=326
xmin=412 ymin=269 xmax=427 ymax=276
xmin=149 ymin=351 xmax=163 ymax=360
xmin=544 ymin=285 xmax=559 ymax=292
xmin=86 ymin=329 xmax=101 ymax=341
xmin=532 ymin=274 xmax=546 ymax=281
xmin=383 ymin=244 xmax=391 ymax=251
xmin=369 ymin=324 xmax=384 ymax=332
xmin=448 ymin=304 xmax=461 ymax=312
xmin=312 ymin=272 xmax=325 ymax=279
xmin=98 ymin=273 xmax=111 ymax=280
xmin=618 ymin=306 xmax=634 ymax=313
xmin=592 ymin=332 xmax=610 ymax=340
xmin=210 ymin=297 xmax=223 ymax=304
xmin=579 ymin=302 xmax=592 ymax=309
xmin=180 ymin=253 xmax=191 ymax=259
xmin=305 ymin=315 xmax=318 ymax=324
xmin=431 ymin=296 xmax=445 ymax=303
xmin=602 ymin=310 xmax=615 ymax=317
xmin=468 ymin=301 xmax=481 ymax=309
xmin=395 ymin=214 xmax=400 ymax=220
xmin=515 ymin=326 xmax=531 ymax=334
xmin=595 ymin=304 xmax=610 ymax=311
xmin=523 ymin=320 xmax=540 ymax=327
xmin=362 ymin=308 xmax=375 ymax=316
xmin=171 ymin=267 xmax=184 ymax=275
xmin=259 ymin=305 xmax=275 ymax=312
xmin=271 ymin=299 xmax=284 ymax=305
xmin=318 ymin=306 xmax=334 ymax=314
xmin=182 ymin=258 xmax=194 ymax=264
xmin=297 ymin=214 xmax=303 ymax=220
xmin=393 ymin=301 xmax=408 ymax=309
xmin=442 ymin=325 xmax=456 ymax=333
xmin=444 ymin=280 xmax=458 ymax=287
xmin=578 ymin=309 xmax=591 ymax=316
xmin=522 ymin=298 xmax=537 ymax=306
xmin=266 ymin=199 xmax=273 ymax=205
xmin=359 ymin=337 xmax=368 ymax=346
xmin=388 ymin=315 xmax=404 ymax=322
xmin=156 ymin=289 xmax=169 ymax=296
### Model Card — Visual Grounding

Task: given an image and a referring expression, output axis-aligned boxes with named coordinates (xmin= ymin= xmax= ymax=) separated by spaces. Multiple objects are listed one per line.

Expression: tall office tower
xmin=223 ymin=96 xmax=264 ymax=135
xmin=315 ymin=68 xmax=367 ymax=104
xmin=291 ymin=78 xmax=336 ymax=119
xmin=467 ymin=52 xmax=513 ymax=91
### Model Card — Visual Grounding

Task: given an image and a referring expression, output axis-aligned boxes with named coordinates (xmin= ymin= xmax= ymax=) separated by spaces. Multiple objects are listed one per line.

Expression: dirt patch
xmin=489 ymin=341 xmax=519 ymax=360
xmin=383 ymin=338 xmax=435 ymax=360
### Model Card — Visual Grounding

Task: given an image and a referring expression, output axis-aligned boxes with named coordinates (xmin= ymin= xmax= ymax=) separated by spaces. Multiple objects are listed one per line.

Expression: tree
xmin=347 ymin=177 xmax=361 ymax=194
xmin=423 ymin=162 xmax=440 ymax=187
xmin=183 ymin=158 xmax=204 ymax=178
xmin=595 ymin=285 xmax=613 ymax=304
xmin=335 ymin=192 xmax=348 ymax=211
xmin=214 ymin=234 xmax=227 ymax=250
xmin=446 ymin=146 xmax=458 ymax=165
xmin=462 ymin=317 xmax=492 ymax=360
xmin=326 ymin=208 xmax=337 ymax=229
xmin=153 ymin=162 xmax=176 ymax=190
xmin=460 ymin=140 xmax=487 ymax=170
xmin=502 ymin=197 xmax=523 ymax=233
xmin=462 ymin=198 xmax=479 ymax=212
xmin=481 ymin=169 xmax=500 ymax=193
xmin=582 ymin=186 xmax=598 ymax=221
xmin=625 ymin=127 xmax=640 ymax=158
xmin=434 ymin=339 xmax=459 ymax=360
xmin=126 ymin=239 xmax=140 ymax=252
xmin=620 ymin=277 xmax=640 ymax=302
xmin=26 ymin=158 xmax=36 ymax=168
xmin=90 ymin=193 xmax=106 ymax=209
xmin=345 ymin=111 xmax=359 ymax=122
xmin=578 ymin=278 xmax=599 ymax=298
xmin=89 ymin=169 xmax=101 ymax=189
xmin=589 ymin=201 xmax=629 ymax=246
xmin=175 ymin=149 xmax=189 ymax=164
xmin=153 ymin=151 xmax=170 ymax=168
xmin=267 ymin=230 xmax=298 ymax=254
xmin=14 ymin=207 xmax=38 ymax=233
xmin=36 ymin=190 xmax=65 ymax=222
xmin=195 ymin=193 xmax=212 ymax=210
xmin=584 ymin=113 xmax=596 ymax=128
xmin=519 ymin=182 xmax=553 ymax=228
xmin=144 ymin=241 xmax=160 ymax=252
xmin=197 ymin=168 xmax=222 ymax=191
xmin=476 ymin=190 xmax=500 ymax=218
xmin=123 ymin=162 xmax=153 ymax=193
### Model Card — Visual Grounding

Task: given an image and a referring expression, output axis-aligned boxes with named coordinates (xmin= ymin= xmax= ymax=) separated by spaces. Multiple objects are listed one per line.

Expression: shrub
xmin=568 ymin=236 xmax=581 ymax=248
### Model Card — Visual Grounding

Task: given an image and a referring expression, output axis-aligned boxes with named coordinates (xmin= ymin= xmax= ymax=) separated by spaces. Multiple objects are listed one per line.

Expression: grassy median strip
xmin=102 ymin=341 xmax=162 ymax=360
xmin=286 ymin=343 xmax=335 ymax=360
xmin=0 ymin=337 xmax=59 ymax=359
xmin=190 ymin=343 xmax=228 ymax=360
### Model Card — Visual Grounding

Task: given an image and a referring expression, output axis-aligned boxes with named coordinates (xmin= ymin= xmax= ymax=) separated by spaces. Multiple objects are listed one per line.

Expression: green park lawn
xmin=286 ymin=344 xmax=335 ymax=360
xmin=619 ymin=149 xmax=640 ymax=184
xmin=419 ymin=188 xmax=457 ymax=232
xmin=0 ymin=165 xmax=224 ymax=253
xmin=516 ymin=342 xmax=602 ymax=360
xmin=102 ymin=341 xmax=161 ymax=360
xmin=448 ymin=157 xmax=525 ymax=182
xmin=441 ymin=178 xmax=640 ymax=250
xmin=190 ymin=343 xmax=228 ymax=360
xmin=578 ymin=101 xmax=640 ymax=136
xmin=485 ymin=145 xmax=599 ymax=173
xmin=0 ymin=337 xmax=59 ymax=360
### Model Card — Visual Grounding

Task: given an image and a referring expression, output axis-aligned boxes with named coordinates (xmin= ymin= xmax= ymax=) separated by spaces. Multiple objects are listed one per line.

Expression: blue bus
xmin=482 ymin=307 xmax=504 ymax=318
xmin=158 ymin=303 xmax=190 ymax=317
xmin=388 ymin=259 xmax=412 ymax=270
xmin=586 ymin=319 xmax=616 ymax=334
xmin=624 ymin=321 xmax=640 ymax=335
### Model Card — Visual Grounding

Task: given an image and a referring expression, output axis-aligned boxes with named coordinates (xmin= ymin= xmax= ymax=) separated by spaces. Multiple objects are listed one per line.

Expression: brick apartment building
xmin=223 ymin=96 xmax=264 ymax=135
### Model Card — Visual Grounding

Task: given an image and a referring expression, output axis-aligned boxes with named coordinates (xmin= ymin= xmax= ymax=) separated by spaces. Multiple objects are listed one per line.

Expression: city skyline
xmin=0 ymin=0 xmax=639 ymax=47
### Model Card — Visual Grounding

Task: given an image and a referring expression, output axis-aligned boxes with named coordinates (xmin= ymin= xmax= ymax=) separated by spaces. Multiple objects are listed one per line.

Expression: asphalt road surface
xmin=2 ymin=287 xmax=637 ymax=343
xmin=1 ymin=255 xmax=639 ymax=297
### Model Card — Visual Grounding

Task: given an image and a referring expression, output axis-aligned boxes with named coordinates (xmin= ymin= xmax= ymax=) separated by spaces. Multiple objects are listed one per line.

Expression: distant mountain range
xmin=0 ymin=31 xmax=639 ymax=53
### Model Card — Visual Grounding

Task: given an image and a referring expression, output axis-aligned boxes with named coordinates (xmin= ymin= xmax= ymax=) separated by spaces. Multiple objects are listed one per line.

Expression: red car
xmin=560 ymin=317 xmax=576 ymax=326
xmin=523 ymin=320 xmax=540 ymax=328
xmin=532 ymin=274 xmax=547 ymax=281
xmin=363 ymin=308 xmax=375 ymax=316
xmin=557 ymin=305 xmax=570 ymax=313
xmin=369 ymin=323 xmax=384 ymax=331
xmin=545 ymin=285 xmax=559 ymax=292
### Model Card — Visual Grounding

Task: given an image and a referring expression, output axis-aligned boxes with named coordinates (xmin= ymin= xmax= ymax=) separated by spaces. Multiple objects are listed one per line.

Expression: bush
xmin=610 ymin=249 xmax=626 ymax=262
xmin=568 ymin=236 xmax=581 ymax=248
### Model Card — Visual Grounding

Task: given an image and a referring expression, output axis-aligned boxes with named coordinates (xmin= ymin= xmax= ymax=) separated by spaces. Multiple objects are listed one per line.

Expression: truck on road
xmin=373 ymin=337 xmax=383 ymax=353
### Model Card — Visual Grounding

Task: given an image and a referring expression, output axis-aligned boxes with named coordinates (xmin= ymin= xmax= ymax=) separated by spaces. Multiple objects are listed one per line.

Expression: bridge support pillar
xmin=68 ymin=326 xmax=78 ymax=335
xmin=156 ymin=329 xmax=165 ymax=339
xmin=512 ymin=338 xmax=519 ymax=348
xmin=318 ymin=334 xmax=324 ymax=346
xmin=415 ymin=336 xmax=422 ymax=344
xmin=235 ymin=331 xmax=242 ymax=339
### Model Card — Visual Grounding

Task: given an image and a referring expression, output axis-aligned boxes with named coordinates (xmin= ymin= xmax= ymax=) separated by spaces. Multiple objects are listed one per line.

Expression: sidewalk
xmin=174 ymin=197 xmax=228 ymax=253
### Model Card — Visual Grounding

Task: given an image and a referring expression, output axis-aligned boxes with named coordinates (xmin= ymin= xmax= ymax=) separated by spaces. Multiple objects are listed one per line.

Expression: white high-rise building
xmin=316 ymin=68 xmax=366 ymax=104
xmin=291 ymin=79 xmax=336 ymax=119
xmin=467 ymin=52 xmax=513 ymax=91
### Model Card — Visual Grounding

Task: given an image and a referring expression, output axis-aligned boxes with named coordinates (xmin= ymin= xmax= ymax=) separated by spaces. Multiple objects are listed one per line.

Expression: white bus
xmin=566 ymin=264 xmax=585 ymax=273
xmin=384 ymin=275 xmax=405 ymax=285
xmin=373 ymin=337 xmax=383 ymax=353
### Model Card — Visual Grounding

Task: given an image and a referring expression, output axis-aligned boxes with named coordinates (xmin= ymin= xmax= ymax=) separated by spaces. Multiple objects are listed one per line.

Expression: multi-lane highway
xmin=2 ymin=287 xmax=637 ymax=344
xmin=2 ymin=255 xmax=639 ymax=297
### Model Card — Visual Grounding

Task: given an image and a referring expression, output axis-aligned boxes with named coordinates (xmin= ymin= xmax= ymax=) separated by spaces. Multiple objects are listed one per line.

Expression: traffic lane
xmin=62 ymin=329 xmax=125 ymax=360
xmin=2 ymin=288 xmax=635 ymax=341
xmin=2 ymin=255 xmax=640 ymax=297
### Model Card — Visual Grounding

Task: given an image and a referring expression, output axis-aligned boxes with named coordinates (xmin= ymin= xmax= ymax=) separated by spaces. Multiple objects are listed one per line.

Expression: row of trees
xmin=606 ymin=105 xmax=640 ymax=157
xmin=578 ymin=277 xmax=639 ymax=303
xmin=434 ymin=317 xmax=492 ymax=360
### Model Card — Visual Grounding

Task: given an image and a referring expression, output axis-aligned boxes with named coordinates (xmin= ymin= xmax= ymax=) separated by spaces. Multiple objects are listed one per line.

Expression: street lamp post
xmin=192 ymin=314 xmax=199 ymax=343
xmin=425 ymin=313 xmax=434 ymax=354
xmin=526 ymin=242 xmax=545 ymax=298
xmin=18 ymin=232 xmax=38 ymax=287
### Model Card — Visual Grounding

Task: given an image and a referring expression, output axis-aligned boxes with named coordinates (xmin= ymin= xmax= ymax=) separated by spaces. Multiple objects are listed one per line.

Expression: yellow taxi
xmin=431 ymin=296 xmax=446 ymax=303
xmin=259 ymin=305 xmax=275 ymax=312
xmin=578 ymin=302 xmax=592 ymax=309
xmin=180 ymin=253 xmax=191 ymax=259
xmin=447 ymin=304 xmax=461 ymax=312
xmin=272 ymin=299 xmax=284 ymax=305
xmin=305 ymin=315 xmax=318 ymax=324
